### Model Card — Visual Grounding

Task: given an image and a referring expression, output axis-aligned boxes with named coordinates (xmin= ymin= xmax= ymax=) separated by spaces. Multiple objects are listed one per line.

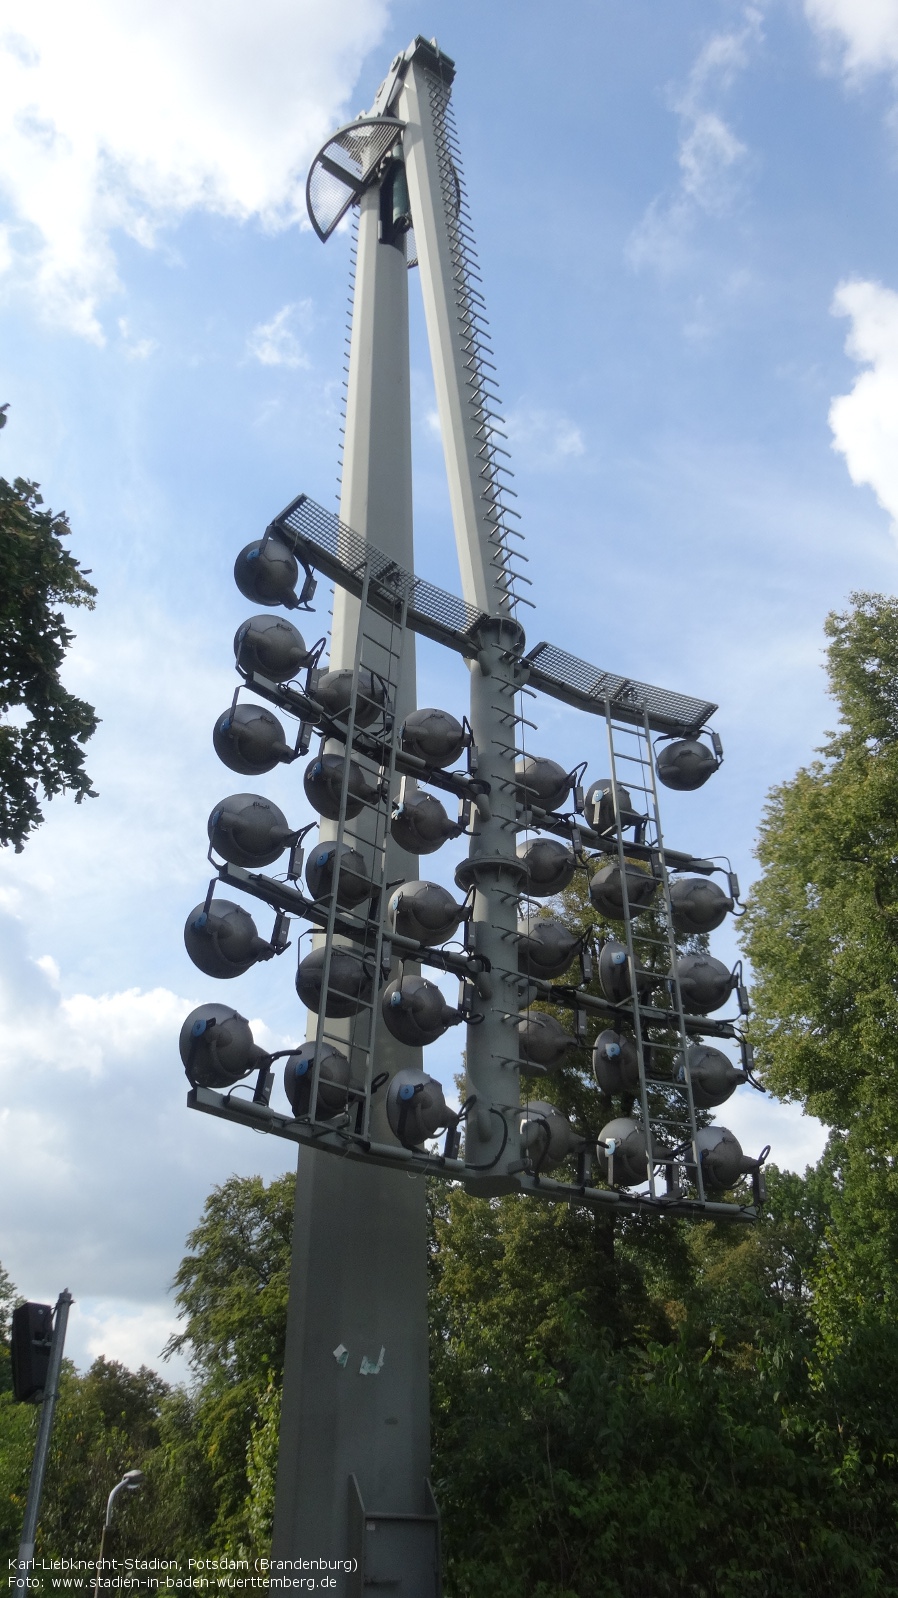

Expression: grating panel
xmin=525 ymin=642 xmax=716 ymax=734
xmin=306 ymin=117 xmax=405 ymax=242
xmin=274 ymin=494 xmax=486 ymax=650
xmin=269 ymin=494 xmax=718 ymax=735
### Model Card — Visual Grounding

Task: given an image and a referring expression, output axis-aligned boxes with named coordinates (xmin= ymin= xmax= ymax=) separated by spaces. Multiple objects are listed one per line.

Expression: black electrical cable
xmin=462 ymin=1105 xmax=509 ymax=1171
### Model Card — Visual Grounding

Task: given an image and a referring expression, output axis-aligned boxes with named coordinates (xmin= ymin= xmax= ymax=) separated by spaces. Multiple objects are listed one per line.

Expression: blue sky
xmin=2 ymin=0 xmax=898 ymax=1377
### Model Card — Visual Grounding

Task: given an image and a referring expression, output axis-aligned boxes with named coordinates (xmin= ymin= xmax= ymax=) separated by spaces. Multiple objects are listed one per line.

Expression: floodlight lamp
xmin=669 ymin=876 xmax=733 ymax=935
xmin=515 ymin=755 xmax=574 ymax=814
xmin=689 ymin=1125 xmax=760 ymax=1191
xmin=386 ymin=1068 xmax=453 ymax=1148
xmin=595 ymin=939 xmax=654 ymax=1004
xmin=596 ymin=1117 xmax=650 ymax=1187
xmin=589 ymin=861 xmax=658 ymax=920
xmin=213 ymin=704 xmax=294 ymax=776
xmin=296 ymin=946 xmax=387 ymax=1017
xmin=184 ymin=898 xmax=272 ymax=979
xmin=676 ymin=1044 xmax=744 ymax=1109
xmin=516 ymin=837 xmax=576 ymax=898
xmin=303 ymin=751 xmax=382 ymax=820
xmin=388 ymin=880 xmax=465 ymax=946
xmin=381 ymin=975 xmax=460 ymax=1046
xmin=596 ymin=939 xmax=630 ymax=1003
xmin=592 ymin=1029 xmax=640 ymax=1095
xmin=179 ymin=1003 xmax=268 ymax=1088
xmin=676 ymin=952 xmax=735 ymax=1015
xmin=518 ymin=1012 xmax=578 ymax=1071
xmin=656 ymin=734 xmax=721 ymax=792
xmin=234 ymin=614 xmax=309 ymax=680
xmin=208 ymin=793 xmax=293 ymax=869
xmin=234 ymin=537 xmax=301 ymax=609
xmin=517 ymin=914 xmax=580 ymax=979
xmin=400 ymin=707 xmax=468 ymax=767
xmin=520 ymin=1101 xmax=578 ymax=1171
xmin=585 ymin=779 xmax=641 ymax=836
xmin=391 ymin=790 xmax=457 ymax=855
xmin=312 ymin=667 xmax=387 ymax=729
xmin=283 ymin=1042 xmax=350 ymax=1119
xmin=305 ymin=840 xmax=371 ymax=908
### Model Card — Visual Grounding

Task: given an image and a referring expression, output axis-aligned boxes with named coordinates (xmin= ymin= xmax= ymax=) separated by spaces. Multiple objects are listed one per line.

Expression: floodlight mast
xmin=178 ymin=33 xmax=769 ymax=1593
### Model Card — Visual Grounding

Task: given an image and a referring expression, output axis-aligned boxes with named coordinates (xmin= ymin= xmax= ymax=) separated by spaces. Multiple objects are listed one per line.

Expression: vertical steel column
xmin=273 ymin=178 xmax=435 ymax=1585
xmin=397 ymin=53 xmax=513 ymax=618
xmin=458 ymin=618 xmax=528 ymax=1186
xmin=396 ymin=43 xmax=529 ymax=1187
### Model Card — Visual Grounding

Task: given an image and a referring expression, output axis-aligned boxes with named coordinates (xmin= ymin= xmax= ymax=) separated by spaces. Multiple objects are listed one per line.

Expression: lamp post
xmin=93 ymin=1471 xmax=144 ymax=1598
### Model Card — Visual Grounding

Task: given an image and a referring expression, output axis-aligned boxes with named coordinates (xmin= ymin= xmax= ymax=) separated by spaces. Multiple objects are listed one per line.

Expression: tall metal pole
xmin=272 ymin=169 xmax=435 ymax=1579
xmin=13 ymin=1290 xmax=72 ymax=1596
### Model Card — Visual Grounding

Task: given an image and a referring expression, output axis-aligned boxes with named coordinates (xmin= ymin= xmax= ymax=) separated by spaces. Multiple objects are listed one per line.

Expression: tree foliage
xmin=741 ymin=594 xmax=898 ymax=1142
xmin=0 ymin=411 xmax=98 ymax=849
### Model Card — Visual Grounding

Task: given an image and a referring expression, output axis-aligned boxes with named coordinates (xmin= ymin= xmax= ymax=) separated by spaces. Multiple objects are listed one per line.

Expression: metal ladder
xmin=302 ymin=561 xmax=411 ymax=1142
xmin=602 ymin=705 xmax=706 ymax=1203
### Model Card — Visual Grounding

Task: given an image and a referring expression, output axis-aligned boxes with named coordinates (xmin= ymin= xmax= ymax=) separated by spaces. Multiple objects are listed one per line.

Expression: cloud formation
xmin=0 ymin=0 xmax=389 ymax=340
xmin=0 ymin=923 xmax=296 ymax=1363
xmin=628 ymin=7 xmax=762 ymax=271
xmin=829 ymin=278 xmax=898 ymax=530
xmin=248 ymin=302 xmax=313 ymax=368
xmin=505 ymin=407 xmax=586 ymax=468
xmin=804 ymin=0 xmax=898 ymax=77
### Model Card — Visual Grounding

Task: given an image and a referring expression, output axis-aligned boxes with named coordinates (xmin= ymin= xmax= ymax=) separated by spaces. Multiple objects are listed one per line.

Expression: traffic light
xmin=11 ymin=1302 xmax=53 ymax=1403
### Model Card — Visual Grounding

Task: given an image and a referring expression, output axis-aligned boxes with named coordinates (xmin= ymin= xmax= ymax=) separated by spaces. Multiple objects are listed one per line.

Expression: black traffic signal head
xmin=11 ymin=1302 xmax=53 ymax=1403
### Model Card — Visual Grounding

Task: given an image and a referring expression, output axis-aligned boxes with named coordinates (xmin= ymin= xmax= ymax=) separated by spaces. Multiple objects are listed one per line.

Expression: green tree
xmin=0 ymin=407 xmax=98 ymax=850
xmin=37 ymin=1358 xmax=169 ymax=1563
xmin=164 ymin=1172 xmax=295 ymax=1551
xmin=741 ymin=592 xmax=898 ymax=1369
xmin=741 ymin=593 xmax=898 ymax=1142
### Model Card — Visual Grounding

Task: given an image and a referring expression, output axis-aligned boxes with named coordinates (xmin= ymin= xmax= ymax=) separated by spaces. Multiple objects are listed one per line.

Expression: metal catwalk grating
xmin=270 ymin=494 xmax=717 ymax=735
xmin=273 ymin=494 xmax=486 ymax=648
xmin=524 ymin=642 xmax=716 ymax=734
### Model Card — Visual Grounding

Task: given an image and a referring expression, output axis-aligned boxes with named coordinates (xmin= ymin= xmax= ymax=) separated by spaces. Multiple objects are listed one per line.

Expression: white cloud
xmin=628 ymin=7 xmax=762 ymax=271
xmin=804 ymin=0 xmax=898 ymax=77
xmin=0 ymin=931 xmax=297 ymax=1340
xmin=0 ymin=0 xmax=390 ymax=340
xmin=117 ymin=317 xmax=157 ymax=360
xmin=75 ymin=1300 xmax=185 ymax=1377
xmin=829 ymin=278 xmax=898 ymax=530
xmin=504 ymin=407 xmax=586 ymax=468
xmin=247 ymin=301 xmax=312 ymax=368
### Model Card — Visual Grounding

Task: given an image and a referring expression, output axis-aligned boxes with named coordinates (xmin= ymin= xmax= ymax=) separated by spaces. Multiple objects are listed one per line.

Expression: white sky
xmin=2 ymin=0 xmax=898 ymax=1375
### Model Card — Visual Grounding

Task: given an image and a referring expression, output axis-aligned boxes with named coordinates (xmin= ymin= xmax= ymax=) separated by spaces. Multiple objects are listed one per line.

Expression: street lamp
xmin=93 ymin=1471 xmax=144 ymax=1598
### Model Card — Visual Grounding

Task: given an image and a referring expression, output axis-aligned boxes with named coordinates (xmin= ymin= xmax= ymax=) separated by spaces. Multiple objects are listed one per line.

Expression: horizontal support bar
xmin=187 ymin=1088 xmax=755 ymax=1222
xmin=534 ymin=979 xmax=740 ymax=1040
xmin=218 ymin=864 xmax=484 ymax=981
